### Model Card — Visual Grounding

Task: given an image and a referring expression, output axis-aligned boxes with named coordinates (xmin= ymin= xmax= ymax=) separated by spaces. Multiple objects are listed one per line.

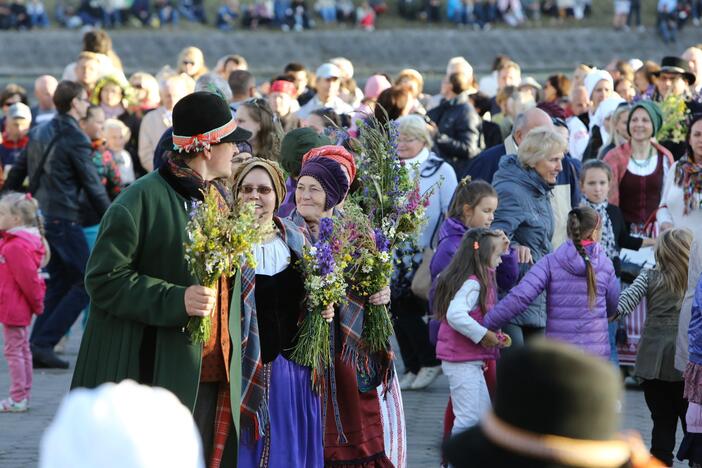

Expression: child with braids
xmin=433 ymin=228 xmax=511 ymax=435
xmin=483 ymin=207 xmax=620 ymax=360
xmin=615 ymin=228 xmax=693 ymax=467
xmin=0 ymin=193 xmax=47 ymax=412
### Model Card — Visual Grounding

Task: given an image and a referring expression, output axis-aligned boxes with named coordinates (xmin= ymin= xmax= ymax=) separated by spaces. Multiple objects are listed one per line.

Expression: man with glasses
xmin=4 ymin=81 xmax=111 ymax=369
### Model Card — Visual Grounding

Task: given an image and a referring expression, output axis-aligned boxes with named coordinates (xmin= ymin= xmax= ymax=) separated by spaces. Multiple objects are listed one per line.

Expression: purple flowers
xmin=315 ymin=242 xmax=336 ymax=276
xmin=373 ymin=228 xmax=390 ymax=252
xmin=319 ymin=217 xmax=334 ymax=242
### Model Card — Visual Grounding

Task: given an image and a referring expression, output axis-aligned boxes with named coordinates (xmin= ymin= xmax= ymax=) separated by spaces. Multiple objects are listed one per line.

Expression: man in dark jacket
xmin=5 ymin=80 xmax=111 ymax=369
xmin=463 ymin=107 xmax=551 ymax=182
xmin=426 ymin=72 xmax=482 ymax=176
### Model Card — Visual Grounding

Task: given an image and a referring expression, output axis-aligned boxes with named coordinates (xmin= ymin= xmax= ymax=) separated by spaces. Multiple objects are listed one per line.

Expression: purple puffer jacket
xmin=483 ymin=241 xmax=620 ymax=359
xmin=430 ymin=217 xmax=519 ymax=292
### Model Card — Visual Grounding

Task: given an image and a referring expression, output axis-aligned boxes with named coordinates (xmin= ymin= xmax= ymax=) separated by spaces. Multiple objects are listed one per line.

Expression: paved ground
xmin=0 ymin=323 xmax=688 ymax=467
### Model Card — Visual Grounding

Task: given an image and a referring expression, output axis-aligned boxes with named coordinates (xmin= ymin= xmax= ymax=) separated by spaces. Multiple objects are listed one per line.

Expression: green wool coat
xmin=71 ymin=171 xmax=242 ymax=435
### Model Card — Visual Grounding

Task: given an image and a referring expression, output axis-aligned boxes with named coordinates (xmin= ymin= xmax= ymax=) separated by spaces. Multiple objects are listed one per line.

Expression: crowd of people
xmin=2 ymin=0 xmax=702 ymax=32
xmin=1 ymin=27 xmax=702 ymax=468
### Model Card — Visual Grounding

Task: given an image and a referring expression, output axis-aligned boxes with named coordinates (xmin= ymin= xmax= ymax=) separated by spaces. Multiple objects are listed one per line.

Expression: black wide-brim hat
xmin=172 ymin=91 xmax=251 ymax=153
xmin=654 ymin=56 xmax=696 ymax=85
xmin=443 ymin=340 xmax=634 ymax=468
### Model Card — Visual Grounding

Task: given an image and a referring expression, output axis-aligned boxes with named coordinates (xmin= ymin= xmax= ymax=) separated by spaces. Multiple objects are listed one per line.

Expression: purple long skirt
xmin=239 ymin=355 xmax=323 ymax=468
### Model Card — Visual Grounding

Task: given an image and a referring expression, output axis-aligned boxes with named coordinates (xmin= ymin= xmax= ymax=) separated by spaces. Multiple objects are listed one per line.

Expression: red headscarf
xmin=302 ymin=145 xmax=357 ymax=183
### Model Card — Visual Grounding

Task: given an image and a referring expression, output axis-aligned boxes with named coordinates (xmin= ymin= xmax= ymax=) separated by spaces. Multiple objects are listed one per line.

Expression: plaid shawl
xmin=240 ymin=216 xmax=306 ymax=442
xmin=675 ymin=155 xmax=702 ymax=214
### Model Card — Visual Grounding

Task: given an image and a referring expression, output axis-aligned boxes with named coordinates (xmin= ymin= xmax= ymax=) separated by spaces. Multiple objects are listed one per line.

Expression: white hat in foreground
xmin=39 ymin=380 xmax=204 ymax=468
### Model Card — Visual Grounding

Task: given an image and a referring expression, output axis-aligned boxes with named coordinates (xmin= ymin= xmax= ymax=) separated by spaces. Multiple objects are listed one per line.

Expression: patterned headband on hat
xmin=172 ymin=118 xmax=239 ymax=153
xmin=270 ymin=80 xmax=298 ymax=98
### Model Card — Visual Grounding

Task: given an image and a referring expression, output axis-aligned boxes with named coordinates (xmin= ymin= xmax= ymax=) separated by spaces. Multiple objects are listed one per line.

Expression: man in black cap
xmin=71 ymin=92 xmax=252 ymax=466
xmin=444 ymin=340 xmax=666 ymax=468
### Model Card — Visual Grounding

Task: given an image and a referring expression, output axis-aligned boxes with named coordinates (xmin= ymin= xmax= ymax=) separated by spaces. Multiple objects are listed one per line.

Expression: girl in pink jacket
xmin=0 ymin=193 xmax=47 ymax=413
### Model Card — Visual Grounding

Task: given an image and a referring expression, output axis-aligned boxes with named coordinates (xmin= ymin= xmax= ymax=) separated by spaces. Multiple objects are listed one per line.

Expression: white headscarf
xmin=584 ymin=69 xmax=614 ymax=99
xmin=592 ymin=95 xmax=626 ymax=144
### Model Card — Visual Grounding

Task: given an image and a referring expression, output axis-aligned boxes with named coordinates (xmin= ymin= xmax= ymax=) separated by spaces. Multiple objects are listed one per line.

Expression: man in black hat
xmin=654 ymin=56 xmax=696 ymax=102
xmin=444 ymin=340 xmax=666 ymax=468
xmin=71 ymin=92 xmax=252 ymax=466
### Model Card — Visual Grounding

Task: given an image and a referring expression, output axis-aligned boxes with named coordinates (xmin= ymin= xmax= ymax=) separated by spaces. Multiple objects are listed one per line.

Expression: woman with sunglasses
xmin=236 ymin=99 xmax=284 ymax=162
xmin=232 ymin=158 xmax=329 ymax=468
xmin=177 ymin=47 xmax=208 ymax=81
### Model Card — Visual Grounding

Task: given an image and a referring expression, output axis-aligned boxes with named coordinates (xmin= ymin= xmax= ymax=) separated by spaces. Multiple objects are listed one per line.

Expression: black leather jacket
xmin=427 ymin=91 xmax=482 ymax=174
xmin=5 ymin=114 xmax=111 ymax=222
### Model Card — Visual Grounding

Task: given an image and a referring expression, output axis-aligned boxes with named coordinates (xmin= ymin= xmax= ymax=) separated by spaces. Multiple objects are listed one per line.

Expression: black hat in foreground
xmin=654 ymin=56 xmax=696 ymax=85
xmin=443 ymin=340 xmax=665 ymax=468
xmin=172 ymin=91 xmax=251 ymax=153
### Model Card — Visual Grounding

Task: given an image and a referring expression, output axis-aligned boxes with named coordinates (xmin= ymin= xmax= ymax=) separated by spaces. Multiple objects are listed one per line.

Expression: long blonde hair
xmin=653 ymin=228 xmax=693 ymax=300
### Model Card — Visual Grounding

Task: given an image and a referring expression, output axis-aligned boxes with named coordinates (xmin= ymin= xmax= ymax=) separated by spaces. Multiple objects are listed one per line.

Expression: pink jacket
xmin=0 ymin=228 xmax=46 ymax=326
xmin=602 ymin=140 xmax=673 ymax=206
xmin=436 ymin=276 xmax=498 ymax=363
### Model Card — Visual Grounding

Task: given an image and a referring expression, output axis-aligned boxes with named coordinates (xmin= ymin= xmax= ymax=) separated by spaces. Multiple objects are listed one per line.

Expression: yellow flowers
xmin=183 ymin=186 xmax=272 ymax=343
xmin=658 ymin=94 xmax=690 ymax=143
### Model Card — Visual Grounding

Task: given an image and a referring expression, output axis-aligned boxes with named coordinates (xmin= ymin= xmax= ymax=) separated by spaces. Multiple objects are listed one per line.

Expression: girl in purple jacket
xmin=433 ymin=228 xmax=510 ymax=435
xmin=0 ymin=193 xmax=47 ymax=413
xmin=483 ymin=207 xmax=620 ymax=360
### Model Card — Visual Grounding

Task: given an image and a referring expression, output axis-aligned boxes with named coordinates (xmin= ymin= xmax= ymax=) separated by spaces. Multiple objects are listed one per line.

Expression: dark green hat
xmin=280 ymin=128 xmax=331 ymax=178
xmin=444 ymin=340 xmax=627 ymax=468
xmin=628 ymin=100 xmax=663 ymax=138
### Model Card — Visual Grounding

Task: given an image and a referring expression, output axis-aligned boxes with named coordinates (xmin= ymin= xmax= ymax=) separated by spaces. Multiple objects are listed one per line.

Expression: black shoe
xmin=31 ymin=346 xmax=69 ymax=369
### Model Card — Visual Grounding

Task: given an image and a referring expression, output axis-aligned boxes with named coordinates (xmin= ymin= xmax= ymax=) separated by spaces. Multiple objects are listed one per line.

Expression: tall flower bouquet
xmin=658 ymin=94 xmax=690 ymax=143
xmin=347 ymin=115 xmax=434 ymax=352
xmin=184 ymin=185 xmax=270 ymax=343
xmin=291 ymin=217 xmax=351 ymax=384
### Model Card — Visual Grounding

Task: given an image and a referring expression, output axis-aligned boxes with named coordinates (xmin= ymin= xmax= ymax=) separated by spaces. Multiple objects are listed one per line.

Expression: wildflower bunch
xmin=346 ymin=114 xmax=434 ymax=352
xmin=291 ymin=217 xmax=352 ymax=383
xmin=184 ymin=186 xmax=271 ymax=343
xmin=658 ymin=94 xmax=690 ymax=143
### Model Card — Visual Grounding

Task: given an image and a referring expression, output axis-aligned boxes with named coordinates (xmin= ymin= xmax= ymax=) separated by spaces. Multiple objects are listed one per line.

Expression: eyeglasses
xmin=397 ymin=137 xmax=419 ymax=144
xmin=182 ymin=60 xmax=195 ymax=66
xmin=240 ymin=185 xmax=273 ymax=195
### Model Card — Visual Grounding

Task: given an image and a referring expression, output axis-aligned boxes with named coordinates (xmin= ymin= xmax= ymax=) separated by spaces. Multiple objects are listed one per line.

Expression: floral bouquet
xmin=658 ymin=94 xmax=690 ymax=143
xmin=290 ymin=217 xmax=351 ymax=383
xmin=184 ymin=185 xmax=269 ymax=343
xmin=346 ymin=115 xmax=434 ymax=352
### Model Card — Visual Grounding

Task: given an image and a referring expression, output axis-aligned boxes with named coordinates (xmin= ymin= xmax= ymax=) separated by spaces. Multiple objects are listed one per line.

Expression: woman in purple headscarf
xmin=287 ymin=151 xmax=407 ymax=468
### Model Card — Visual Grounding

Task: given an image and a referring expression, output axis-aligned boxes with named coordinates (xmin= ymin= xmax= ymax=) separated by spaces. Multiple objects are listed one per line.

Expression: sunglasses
xmin=240 ymin=185 xmax=273 ymax=195
xmin=182 ymin=60 xmax=195 ymax=66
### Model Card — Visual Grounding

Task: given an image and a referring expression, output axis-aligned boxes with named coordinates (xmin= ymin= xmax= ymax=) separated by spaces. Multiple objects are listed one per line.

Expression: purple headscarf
xmin=298 ymin=156 xmax=349 ymax=210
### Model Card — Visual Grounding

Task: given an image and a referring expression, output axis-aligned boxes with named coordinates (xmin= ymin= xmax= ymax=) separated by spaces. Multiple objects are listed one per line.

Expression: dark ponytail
xmin=567 ymin=207 xmax=600 ymax=308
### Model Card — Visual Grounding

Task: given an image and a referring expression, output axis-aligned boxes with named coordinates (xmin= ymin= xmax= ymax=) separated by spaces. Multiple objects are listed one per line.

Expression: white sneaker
xmin=54 ymin=336 xmax=68 ymax=354
xmin=0 ymin=397 xmax=28 ymax=412
xmin=410 ymin=365 xmax=441 ymax=390
xmin=398 ymin=372 xmax=417 ymax=390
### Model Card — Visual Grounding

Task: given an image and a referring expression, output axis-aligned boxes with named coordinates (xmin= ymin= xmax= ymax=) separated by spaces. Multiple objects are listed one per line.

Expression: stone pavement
xmin=0 ymin=27 xmax=699 ymax=80
xmin=0 ymin=323 xmax=688 ymax=467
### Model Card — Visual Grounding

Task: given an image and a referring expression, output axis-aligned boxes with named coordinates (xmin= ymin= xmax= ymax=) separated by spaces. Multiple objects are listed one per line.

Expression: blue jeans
xmin=607 ymin=321 xmax=619 ymax=365
xmin=30 ymin=218 xmax=90 ymax=349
